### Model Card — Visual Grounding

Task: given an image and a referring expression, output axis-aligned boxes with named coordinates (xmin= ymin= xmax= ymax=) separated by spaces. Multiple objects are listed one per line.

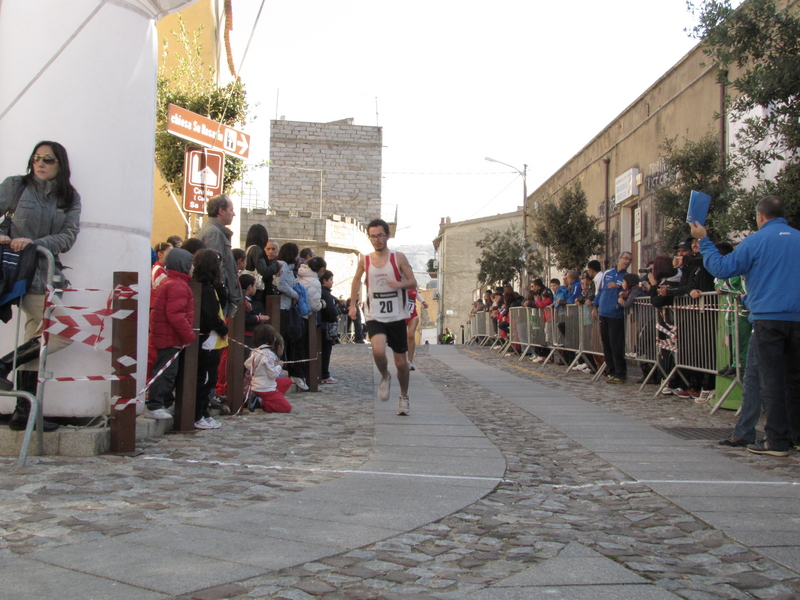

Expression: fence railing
xmin=463 ymin=293 xmax=745 ymax=410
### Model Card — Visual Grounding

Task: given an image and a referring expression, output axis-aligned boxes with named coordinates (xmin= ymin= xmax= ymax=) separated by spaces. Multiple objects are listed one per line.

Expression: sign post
xmin=167 ymin=104 xmax=251 ymax=160
xmin=182 ymin=148 xmax=224 ymax=214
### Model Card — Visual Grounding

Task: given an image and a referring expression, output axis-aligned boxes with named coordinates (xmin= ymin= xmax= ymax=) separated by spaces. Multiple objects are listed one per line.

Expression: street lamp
xmin=485 ymin=156 xmax=528 ymax=237
xmin=485 ymin=156 xmax=528 ymax=208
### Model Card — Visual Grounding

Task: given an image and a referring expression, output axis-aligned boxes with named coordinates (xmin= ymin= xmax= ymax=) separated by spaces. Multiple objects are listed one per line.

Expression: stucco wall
xmin=526 ymin=40 xmax=722 ymax=271
xmin=436 ymin=211 xmax=524 ymax=335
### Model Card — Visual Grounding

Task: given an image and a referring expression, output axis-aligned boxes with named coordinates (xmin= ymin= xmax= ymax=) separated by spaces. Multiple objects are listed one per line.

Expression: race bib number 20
xmin=373 ymin=291 xmax=400 ymax=317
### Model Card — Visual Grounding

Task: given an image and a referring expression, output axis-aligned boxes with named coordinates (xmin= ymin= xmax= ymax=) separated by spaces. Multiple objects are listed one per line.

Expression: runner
xmin=349 ymin=219 xmax=417 ymax=415
xmin=406 ymin=287 xmax=429 ymax=371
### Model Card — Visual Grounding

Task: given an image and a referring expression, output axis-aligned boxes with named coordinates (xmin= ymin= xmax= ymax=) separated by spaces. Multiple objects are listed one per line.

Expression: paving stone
xmin=3 ymin=345 xmax=800 ymax=600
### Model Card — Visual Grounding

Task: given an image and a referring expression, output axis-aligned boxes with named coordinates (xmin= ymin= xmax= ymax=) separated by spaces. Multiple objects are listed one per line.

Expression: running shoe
xmin=397 ymin=395 xmax=410 ymax=416
xmin=291 ymin=377 xmax=309 ymax=391
xmin=144 ymin=408 xmax=172 ymax=420
xmin=409 ymin=362 xmax=416 ymax=371
xmin=321 ymin=377 xmax=338 ymax=384
xmin=194 ymin=418 xmax=214 ymax=430
xmin=379 ymin=374 xmax=391 ymax=401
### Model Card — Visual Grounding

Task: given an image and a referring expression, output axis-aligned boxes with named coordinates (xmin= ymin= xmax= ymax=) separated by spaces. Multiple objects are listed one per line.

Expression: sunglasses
xmin=32 ymin=154 xmax=58 ymax=165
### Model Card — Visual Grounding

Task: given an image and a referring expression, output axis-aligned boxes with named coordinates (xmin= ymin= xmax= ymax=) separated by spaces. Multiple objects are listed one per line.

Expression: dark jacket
xmin=319 ymin=285 xmax=339 ymax=324
xmin=199 ymin=282 xmax=228 ymax=345
xmin=245 ymin=245 xmax=280 ymax=296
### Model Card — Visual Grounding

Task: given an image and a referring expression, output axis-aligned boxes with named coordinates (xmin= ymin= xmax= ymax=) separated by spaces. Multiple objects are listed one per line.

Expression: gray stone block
xmin=57 ymin=428 xmax=109 ymax=456
xmin=30 ymin=538 xmax=262 ymax=596
xmin=465 ymin=585 xmax=681 ymax=600
xmin=118 ymin=524 xmax=340 ymax=570
xmin=0 ymin=556 xmax=167 ymax=600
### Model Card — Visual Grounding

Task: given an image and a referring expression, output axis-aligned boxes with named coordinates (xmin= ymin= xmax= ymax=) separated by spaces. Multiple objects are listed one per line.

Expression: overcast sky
xmin=231 ymin=1 xmax=725 ymax=248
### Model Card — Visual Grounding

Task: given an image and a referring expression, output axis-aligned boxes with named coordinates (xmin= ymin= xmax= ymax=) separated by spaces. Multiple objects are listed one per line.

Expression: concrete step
xmin=0 ymin=414 xmax=173 ymax=458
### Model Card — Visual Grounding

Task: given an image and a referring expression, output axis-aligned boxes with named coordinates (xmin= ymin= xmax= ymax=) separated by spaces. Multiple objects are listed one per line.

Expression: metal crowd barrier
xmin=457 ymin=292 xmax=746 ymax=408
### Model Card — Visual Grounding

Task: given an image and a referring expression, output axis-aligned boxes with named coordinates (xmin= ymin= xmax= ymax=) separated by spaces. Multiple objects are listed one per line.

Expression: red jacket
xmin=149 ymin=270 xmax=195 ymax=349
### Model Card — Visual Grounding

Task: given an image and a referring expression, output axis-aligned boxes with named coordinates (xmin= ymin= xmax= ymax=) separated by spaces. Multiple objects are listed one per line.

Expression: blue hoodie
xmin=699 ymin=217 xmax=800 ymax=322
xmin=553 ymin=284 xmax=568 ymax=313
xmin=593 ymin=267 xmax=627 ymax=319
xmin=566 ymin=279 xmax=582 ymax=304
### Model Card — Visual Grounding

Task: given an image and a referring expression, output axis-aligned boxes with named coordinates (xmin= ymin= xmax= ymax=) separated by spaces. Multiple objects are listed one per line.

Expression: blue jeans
xmin=754 ymin=320 xmax=800 ymax=451
xmin=733 ymin=327 xmax=760 ymax=443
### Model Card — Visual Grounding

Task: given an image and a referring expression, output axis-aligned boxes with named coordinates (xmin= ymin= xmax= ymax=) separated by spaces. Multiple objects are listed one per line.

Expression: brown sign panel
xmin=182 ymin=148 xmax=225 ymax=214
xmin=167 ymin=103 xmax=251 ymax=159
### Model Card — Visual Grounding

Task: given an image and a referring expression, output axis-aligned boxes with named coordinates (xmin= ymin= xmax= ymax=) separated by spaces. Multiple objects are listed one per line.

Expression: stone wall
xmin=269 ymin=118 xmax=382 ymax=226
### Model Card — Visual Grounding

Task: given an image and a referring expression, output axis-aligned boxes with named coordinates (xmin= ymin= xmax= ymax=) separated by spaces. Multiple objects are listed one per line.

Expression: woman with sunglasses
xmin=0 ymin=141 xmax=81 ymax=431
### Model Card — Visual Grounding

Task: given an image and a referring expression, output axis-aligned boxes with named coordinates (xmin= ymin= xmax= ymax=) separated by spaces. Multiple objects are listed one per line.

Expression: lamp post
xmin=485 ymin=156 xmax=528 ymax=235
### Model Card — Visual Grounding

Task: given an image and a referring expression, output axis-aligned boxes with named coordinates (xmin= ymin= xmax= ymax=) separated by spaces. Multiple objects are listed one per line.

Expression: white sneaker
xmin=379 ymin=374 xmax=391 ymax=402
xmin=321 ymin=377 xmax=338 ymax=384
xmin=409 ymin=362 xmax=416 ymax=371
xmin=145 ymin=408 xmax=172 ymax=420
xmin=204 ymin=416 xmax=222 ymax=429
xmin=695 ymin=390 xmax=715 ymax=404
xmin=397 ymin=395 xmax=410 ymax=416
xmin=291 ymin=377 xmax=309 ymax=391
xmin=532 ymin=356 xmax=544 ymax=363
xmin=165 ymin=405 xmax=175 ymax=416
xmin=194 ymin=418 xmax=214 ymax=430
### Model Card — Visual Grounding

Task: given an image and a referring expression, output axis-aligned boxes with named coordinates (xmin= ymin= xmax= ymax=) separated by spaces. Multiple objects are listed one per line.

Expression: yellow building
xmin=152 ymin=0 xmax=230 ymax=246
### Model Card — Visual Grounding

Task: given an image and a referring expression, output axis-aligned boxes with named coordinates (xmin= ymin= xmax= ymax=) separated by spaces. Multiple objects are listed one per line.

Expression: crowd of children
xmin=147 ymin=230 xmax=341 ymax=429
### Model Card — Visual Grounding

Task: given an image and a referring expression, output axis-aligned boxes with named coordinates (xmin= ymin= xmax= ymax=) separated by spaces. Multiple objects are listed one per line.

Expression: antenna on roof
xmin=375 ymin=96 xmax=379 ymax=127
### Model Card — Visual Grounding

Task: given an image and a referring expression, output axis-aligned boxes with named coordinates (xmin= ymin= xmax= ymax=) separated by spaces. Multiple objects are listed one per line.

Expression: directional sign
xmin=182 ymin=148 xmax=225 ymax=214
xmin=167 ymin=104 xmax=251 ymax=160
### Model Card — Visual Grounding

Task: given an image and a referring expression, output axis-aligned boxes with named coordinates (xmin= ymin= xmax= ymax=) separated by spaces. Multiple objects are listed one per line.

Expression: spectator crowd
xmin=466 ymin=195 xmax=800 ymax=457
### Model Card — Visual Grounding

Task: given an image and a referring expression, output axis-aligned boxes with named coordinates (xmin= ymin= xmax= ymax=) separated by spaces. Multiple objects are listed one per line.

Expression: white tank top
xmin=363 ymin=251 xmax=410 ymax=322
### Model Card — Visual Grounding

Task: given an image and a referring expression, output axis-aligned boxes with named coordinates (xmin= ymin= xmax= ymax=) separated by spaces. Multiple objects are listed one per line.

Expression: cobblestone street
xmin=1 ymin=343 xmax=799 ymax=600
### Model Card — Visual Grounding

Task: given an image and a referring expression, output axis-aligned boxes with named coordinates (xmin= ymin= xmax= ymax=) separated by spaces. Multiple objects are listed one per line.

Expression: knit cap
xmin=165 ymin=248 xmax=193 ymax=274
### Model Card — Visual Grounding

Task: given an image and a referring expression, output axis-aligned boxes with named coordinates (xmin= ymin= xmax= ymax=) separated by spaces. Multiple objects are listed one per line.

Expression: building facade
xmin=433 ymin=211 xmax=524 ymax=337
xmin=526 ymin=41 xmax=724 ymax=271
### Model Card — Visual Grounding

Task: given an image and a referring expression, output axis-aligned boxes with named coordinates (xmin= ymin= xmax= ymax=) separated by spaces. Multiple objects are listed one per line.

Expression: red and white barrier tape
xmin=42 ymin=284 xmax=137 ymax=354
xmin=113 ymin=347 xmax=182 ymax=409
xmin=227 ymin=337 xmax=318 ymax=364
xmin=40 ymin=374 xmax=135 ymax=383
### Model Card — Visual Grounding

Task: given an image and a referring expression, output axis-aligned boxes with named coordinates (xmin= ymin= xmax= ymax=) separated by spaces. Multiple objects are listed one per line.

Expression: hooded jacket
xmin=296 ymin=263 xmax=322 ymax=315
xmin=0 ymin=175 xmax=81 ymax=293
xmin=149 ymin=248 xmax=195 ymax=349
xmin=700 ymin=217 xmax=800 ymax=322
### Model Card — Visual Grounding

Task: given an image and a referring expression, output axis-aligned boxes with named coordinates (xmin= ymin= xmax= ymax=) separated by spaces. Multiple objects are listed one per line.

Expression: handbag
xmin=0 ymin=179 xmax=26 ymax=236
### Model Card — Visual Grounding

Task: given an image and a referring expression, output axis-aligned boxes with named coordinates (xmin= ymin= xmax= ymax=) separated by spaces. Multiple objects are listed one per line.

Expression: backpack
xmin=293 ymin=282 xmax=311 ymax=317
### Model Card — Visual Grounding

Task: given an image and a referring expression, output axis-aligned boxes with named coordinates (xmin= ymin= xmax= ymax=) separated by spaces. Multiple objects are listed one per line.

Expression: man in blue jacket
xmin=691 ymin=196 xmax=800 ymax=457
xmin=592 ymin=251 xmax=632 ymax=383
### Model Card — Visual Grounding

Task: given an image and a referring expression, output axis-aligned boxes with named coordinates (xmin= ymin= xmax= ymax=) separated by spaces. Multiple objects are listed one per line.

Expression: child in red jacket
xmin=146 ymin=248 xmax=195 ymax=420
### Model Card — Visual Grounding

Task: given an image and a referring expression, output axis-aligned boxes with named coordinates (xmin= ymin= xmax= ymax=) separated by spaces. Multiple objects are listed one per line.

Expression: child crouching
xmin=245 ymin=324 xmax=292 ymax=413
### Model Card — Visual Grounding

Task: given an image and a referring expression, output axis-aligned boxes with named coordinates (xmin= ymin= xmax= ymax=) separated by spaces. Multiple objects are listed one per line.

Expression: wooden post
xmin=307 ymin=311 xmax=321 ymax=392
xmin=109 ymin=272 xmax=138 ymax=454
xmin=265 ymin=294 xmax=281 ymax=331
xmin=174 ymin=282 xmax=200 ymax=433
xmin=226 ymin=301 xmax=245 ymax=414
